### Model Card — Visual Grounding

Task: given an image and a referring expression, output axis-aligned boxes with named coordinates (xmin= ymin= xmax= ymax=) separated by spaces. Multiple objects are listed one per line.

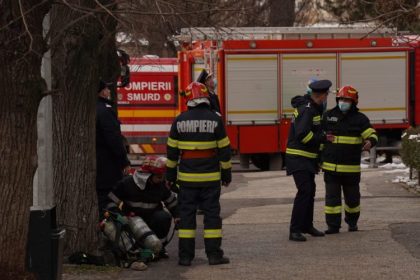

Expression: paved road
xmin=63 ymin=167 xmax=420 ymax=280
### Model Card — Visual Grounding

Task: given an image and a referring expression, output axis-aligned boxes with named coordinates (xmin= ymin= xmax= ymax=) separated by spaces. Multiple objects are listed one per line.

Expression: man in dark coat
xmin=286 ymin=79 xmax=333 ymax=242
xmin=96 ymin=80 xmax=130 ymax=216
xmin=197 ymin=70 xmax=221 ymax=114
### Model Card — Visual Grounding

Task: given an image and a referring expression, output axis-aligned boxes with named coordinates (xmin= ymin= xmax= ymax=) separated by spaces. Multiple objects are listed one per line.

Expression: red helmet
xmin=183 ymin=82 xmax=209 ymax=102
xmin=337 ymin=85 xmax=359 ymax=104
xmin=140 ymin=156 xmax=167 ymax=175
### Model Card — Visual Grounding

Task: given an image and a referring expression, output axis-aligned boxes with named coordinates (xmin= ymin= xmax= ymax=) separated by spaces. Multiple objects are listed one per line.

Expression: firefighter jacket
xmin=285 ymin=95 xmax=326 ymax=175
xmin=96 ymin=97 xmax=130 ymax=190
xmin=166 ymin=103 xmax=232 ymax=188
xmin=321 ymin=105 xmax=378 ymax=174
xmin=105 ymin=171 xmax=179 ymax=219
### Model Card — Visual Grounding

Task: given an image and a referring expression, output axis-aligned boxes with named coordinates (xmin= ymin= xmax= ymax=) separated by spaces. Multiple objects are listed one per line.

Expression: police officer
xmin=286 ymin=79 xmax=333 ymax=242
xmin=105 ymin=156 xmax=179 ymax=258
xmin=197 ymin=70 xmax=221 ymax=114
xmin=96 ymin=80 xmax=130 ymax=216
xmin=321 ymin=85 xmax=378 ymax=234
xmin=165 ymin=81 xmax=232 ymax=266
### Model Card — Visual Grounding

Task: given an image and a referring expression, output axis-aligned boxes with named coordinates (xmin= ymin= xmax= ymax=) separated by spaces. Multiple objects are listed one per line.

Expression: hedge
xmin=401 ymin=126 xmax=420 ymax=183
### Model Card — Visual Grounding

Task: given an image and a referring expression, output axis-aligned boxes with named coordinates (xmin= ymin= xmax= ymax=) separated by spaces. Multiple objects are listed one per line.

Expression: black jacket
xmin=321 ymin=105 xmax=378 ymax=174
xmin=209 ymin=91 xmax=221 ymax=114
xmin=96 ymin=97 xmax=130 ymax=190
xmin=105 ymin=172 xmax=178 ymax=219
xmin=285 ymin=95 xmax=325 ymax=175
xmin=166 ymin=103 xmax=232 ymax=188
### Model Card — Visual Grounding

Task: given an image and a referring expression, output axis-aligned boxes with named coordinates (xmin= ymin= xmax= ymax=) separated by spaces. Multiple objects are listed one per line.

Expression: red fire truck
xmin=117 ymin=56 xmax=178 ymax=160
xmin=176 ymin=27 xmax=420 ymax=170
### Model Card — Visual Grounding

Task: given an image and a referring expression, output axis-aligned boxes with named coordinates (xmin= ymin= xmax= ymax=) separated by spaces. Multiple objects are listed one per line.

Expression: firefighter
xmin=165 ymin=81 xmax=232 ymax=266
xmin=196 ymin=70 xmax=222 ymax=216
xmin=197 ymin=70 xmax=221 ymax=114
xmin=96 ymin=80 xmax=130 ymax=216
xmin=321 ymin=85 xmax=378 ymax=234
xmin=286 ymin=79 xmax=333 ymax=242
xmin=104 ymin=155 xmax=179 ymax=258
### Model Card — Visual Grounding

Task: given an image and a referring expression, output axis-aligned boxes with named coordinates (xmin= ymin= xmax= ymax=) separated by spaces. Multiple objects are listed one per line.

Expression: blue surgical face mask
xmin=338 ymin=101 xmax=351 ymax=112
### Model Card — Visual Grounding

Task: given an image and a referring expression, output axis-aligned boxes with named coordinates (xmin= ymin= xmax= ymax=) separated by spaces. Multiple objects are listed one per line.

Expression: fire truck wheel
xmin=250 ymin=154 xmax=270 ymax=171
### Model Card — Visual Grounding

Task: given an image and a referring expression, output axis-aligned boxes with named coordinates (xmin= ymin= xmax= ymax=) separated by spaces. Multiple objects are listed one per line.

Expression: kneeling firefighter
xmin=102 ymin=156 xmax=179 ymax=259
xmin=321 ymin=85 xmax=378 ymax=234
xmin=166 ymin=81 xmax=232 ymax=266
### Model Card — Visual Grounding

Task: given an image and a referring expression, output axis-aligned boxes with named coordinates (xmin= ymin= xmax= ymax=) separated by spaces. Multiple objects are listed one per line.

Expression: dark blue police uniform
xmin=286 ymin=80 xmax=332 ymax=241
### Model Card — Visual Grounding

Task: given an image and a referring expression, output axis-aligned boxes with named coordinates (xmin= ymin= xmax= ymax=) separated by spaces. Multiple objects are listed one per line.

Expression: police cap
xmin=308 ymin=79 xmax=332 ymax=94
xmin=97 ymin=79 xmax=113 ymax=93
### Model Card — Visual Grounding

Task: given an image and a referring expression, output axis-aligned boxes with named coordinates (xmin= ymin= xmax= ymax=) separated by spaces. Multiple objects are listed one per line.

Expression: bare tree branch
xmin=18 ymin=0 xmax=34 ymax=53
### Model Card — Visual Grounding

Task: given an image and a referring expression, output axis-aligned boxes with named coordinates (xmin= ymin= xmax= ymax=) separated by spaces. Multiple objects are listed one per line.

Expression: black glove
xmin=221 ymin=169 xmax=232 ymax=186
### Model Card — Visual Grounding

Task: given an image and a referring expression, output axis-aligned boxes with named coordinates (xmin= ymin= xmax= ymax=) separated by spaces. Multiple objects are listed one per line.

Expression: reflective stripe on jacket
xmin=285 ymin=95 xmax=325 ymax=174
xmin=166 ymin=104 xmax=232 ymax=187
xmin=321 ymin=105 xmax=378 ymax=174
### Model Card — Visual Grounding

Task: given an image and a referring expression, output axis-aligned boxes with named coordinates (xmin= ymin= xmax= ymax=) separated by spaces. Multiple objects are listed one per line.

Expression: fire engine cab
xmin=176 ymin=27 xmax=420 ymax=170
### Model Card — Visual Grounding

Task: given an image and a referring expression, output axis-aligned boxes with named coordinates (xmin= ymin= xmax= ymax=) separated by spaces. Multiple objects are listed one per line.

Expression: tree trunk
xmin=0 ymin=1 xmax=50 ymax=278
xmin=51 ymin=0 xmax=119 ymax=255
xmin=268 ymin=0 xmax=296 ymax=26
xmin=417 ymin=170 xmax=420 ymax=187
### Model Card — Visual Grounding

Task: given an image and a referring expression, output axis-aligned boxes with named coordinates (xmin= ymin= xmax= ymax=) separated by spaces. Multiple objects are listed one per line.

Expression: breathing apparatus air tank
xmin=102 ymin=218 xmax=134 ymax=252
xmin=127 ymin=216 xmax=162 ymax=254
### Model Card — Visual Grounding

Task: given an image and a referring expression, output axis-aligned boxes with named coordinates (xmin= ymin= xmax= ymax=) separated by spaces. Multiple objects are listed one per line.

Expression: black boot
xmin=179 ymin=238 xmax=195 ymax=266
xmin=178 ymin=258 xmax=192 ymax=266
xmin=303 ymin=227 xmax=325 ymax=237
xmin=158 ymin=248 xmax=169 ymax=259
xmin=209 ymin=256 xmax=230 ymax=265
xmin=289 ymin=232 xmax=307 ymax=241
xmin=325 ymin=228 xmax=340 ymax=234
xmin=348 ymin=225 xmax=358 ymax=232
